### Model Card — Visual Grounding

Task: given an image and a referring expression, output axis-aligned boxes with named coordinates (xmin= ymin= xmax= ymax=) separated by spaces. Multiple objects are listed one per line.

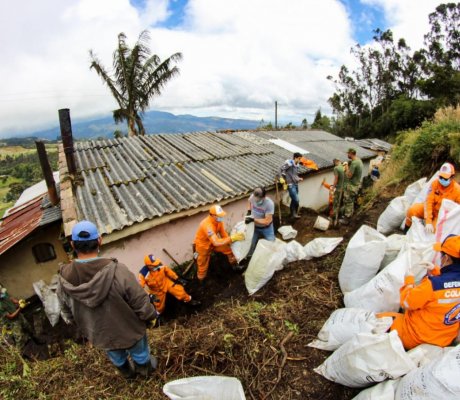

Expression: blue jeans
xmin=248 ymin=224 xmax=276 ymax=257
xmin=288 ymin=184 xmax=299 ymax=216
xmin=106 ymin=334 xmax=151 ymax=367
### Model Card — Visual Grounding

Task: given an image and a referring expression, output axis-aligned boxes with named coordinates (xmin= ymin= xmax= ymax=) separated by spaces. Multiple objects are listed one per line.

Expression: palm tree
xmin=90 ymin=30 xmax=182 ymax=136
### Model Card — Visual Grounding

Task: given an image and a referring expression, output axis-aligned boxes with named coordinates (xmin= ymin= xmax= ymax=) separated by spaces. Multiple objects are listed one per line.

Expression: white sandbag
xmin=284 ymin=240 xmax=306 ymax=263
xmin=406 ymin=217 xmax=435 ymax=243
xmin=303 ymin=237 xmax=343 ymax=260
xmin=407 ymin=344 xmax=453 ymax=368
xmin=230 ymin=221 xmax=255 ymax=263
xmin=163 ymin=376 xmax=246 ymax=400
xmin=433 ymin=199 xmax=460 ymax=265
xmin=380 ymin=234 xmax=406 ymax=269
xmin=339 ymin=225 xmax=387 ymax=293
xmin=244 ymin=239 xmax=286 ymax=295
xmin=404 ymin=177 xmax=427 ymax=204
xmin=33 ymin=275 xmax=61 ymax=327
xmin=277 ymin=225 xmax=297 ymax=240
xmin=412 ymin=173 xmax=439 ymax=206
xmin=314 ymin=331 xmax=416 ymax=388
xmin=308 ymin=308 xmax=393 ymax=351
xmin=377 ymin=196 xmax=409 ymax=235
xmin=395 ymin=345 xmax=460 ymax=399
xmin=352 ymin=379 xmax=400 ymax=400
xmin=344 ymin=243 xmax=434 ymax=312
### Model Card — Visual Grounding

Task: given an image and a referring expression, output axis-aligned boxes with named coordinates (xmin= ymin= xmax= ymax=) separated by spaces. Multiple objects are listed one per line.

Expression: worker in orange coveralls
xmin=404 ymin=162 xmax=460 ymax=233
xmin=138 ymin=255 xmax=199 ymax=314
xmin=193 ymin=205 xmax=245 ymax=282
xmin=379 ymin=234 xmax=460 ymax=350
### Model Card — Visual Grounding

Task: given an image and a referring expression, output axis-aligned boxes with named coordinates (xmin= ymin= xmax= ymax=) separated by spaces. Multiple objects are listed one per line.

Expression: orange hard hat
xmin=144 ymin=254 xmax=161 ymax=267
xmin=209 ymin=204 xmax=226 ymax=217
xmin=433 ymin=234 xmax=460 ymax=258
xmin=439 ymin=162 xmax=455 ymax=179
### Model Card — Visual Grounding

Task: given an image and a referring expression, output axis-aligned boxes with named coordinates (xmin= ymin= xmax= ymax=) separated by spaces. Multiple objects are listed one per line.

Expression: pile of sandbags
xmin=313 ymin=176 xmax=460 ymax=399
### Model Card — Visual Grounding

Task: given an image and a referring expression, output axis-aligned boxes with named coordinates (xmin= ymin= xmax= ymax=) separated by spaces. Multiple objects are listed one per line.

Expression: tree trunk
xmin=127 ymin=117 xmax=137 ymax=136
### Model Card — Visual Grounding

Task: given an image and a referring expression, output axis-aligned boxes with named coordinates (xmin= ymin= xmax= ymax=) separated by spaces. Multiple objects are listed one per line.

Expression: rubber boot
xmin=134 ymin=356 xmax=158 ymax=378
xmin=116 ymin=359 xmax=135 ymax=379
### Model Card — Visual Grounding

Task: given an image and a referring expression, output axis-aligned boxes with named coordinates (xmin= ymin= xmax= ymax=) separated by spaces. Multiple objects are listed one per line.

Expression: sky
xmin=0 ymin=0 xmax=445 ymax=137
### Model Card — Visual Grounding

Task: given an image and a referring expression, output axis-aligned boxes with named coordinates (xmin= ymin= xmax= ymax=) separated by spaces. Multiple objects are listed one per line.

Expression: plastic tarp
xmin=339 ymin=225 xmax=387 ymax=293
xmin=244 ymin=239 xmax=287 ymax=295
xmin=314 ymin=331 xmax=416 ymax=388
xmin=163 ymin=376 xmax=246 ymax=400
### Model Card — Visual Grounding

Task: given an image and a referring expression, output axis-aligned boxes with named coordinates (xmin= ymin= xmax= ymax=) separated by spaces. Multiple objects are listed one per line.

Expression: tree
xmin=311 ymin=109 xmax=332 ymax=131
xmin=90 ymin=30 xmax=182 ymax=136
xmin=301 ymin=118 xmax=308 ymax=129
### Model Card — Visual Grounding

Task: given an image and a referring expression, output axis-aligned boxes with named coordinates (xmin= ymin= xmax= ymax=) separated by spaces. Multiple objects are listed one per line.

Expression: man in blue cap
xmin=57 ymin=220 xmax=158 ymax=379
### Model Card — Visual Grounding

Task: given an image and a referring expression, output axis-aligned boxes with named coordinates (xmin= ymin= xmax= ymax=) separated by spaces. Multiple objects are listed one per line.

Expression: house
xmin=58 ymin=112 xmax=376 ymax=276
xmin=0 ymin=172 xmax=65 ymax=298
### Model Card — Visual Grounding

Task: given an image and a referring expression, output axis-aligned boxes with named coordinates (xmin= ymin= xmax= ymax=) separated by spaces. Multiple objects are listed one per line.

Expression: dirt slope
xmin=0 ymin=185 xmax=402 ymax=400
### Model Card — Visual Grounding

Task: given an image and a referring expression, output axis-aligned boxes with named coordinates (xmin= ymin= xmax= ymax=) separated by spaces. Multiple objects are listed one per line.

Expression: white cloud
xmin=362 ymin=0 xmax=442 ymax=49
xmin=0 ymin=0 xmax=440 ymax=136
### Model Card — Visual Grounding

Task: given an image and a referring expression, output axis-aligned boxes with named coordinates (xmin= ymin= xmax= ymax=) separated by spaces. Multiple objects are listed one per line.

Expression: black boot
xmin=134 ymin=356 xmax=158 ymax=378
xmin=116 ymin=359 xmax=135 ymax=379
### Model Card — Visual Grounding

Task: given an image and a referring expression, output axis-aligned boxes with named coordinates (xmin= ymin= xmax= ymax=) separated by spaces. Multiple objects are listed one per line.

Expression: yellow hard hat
xmin=209 ymin=205 xmax=226 ymax=217
xmin=144 ymin=254 xmax=161 ymax=267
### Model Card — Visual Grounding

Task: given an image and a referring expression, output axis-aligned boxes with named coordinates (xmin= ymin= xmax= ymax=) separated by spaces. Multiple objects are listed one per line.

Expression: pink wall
xmin=101 ymin=198 xmax=250 ymax=276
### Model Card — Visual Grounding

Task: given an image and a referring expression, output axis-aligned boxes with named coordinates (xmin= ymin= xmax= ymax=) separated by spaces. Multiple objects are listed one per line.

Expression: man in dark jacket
xmin=57 ymin=220 xmax=158 ymax=379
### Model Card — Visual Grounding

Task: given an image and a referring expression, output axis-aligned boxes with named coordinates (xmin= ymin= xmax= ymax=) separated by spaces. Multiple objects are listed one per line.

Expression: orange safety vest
xmin=391 ymin=263 xmax=460 ymax=349
xmin=425 ymin=180 xmax=460 ymax=224
xmin=138 ymin=264 xmax=178 ymax=293
xmin=193 ymin=215 xmax=231 ymax=251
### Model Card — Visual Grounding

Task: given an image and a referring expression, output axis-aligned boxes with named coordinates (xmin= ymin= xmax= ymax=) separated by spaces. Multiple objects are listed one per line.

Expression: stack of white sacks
xmin=311 ymin=175 xmax=460 ymax=399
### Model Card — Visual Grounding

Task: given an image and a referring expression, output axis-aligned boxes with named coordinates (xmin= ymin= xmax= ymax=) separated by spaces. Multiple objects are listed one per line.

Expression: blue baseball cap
xmin=71 ymin=220 xmax=99 ymax=241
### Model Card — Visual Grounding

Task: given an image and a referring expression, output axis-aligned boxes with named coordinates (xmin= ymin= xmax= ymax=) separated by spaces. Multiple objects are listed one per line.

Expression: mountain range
xmin=16 ymin=110 xmax=261 ymax=140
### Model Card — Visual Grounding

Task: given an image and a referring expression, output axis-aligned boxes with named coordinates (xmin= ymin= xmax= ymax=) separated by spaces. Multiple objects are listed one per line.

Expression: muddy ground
xmin=2 ymin=184 xmax=402 ymax=399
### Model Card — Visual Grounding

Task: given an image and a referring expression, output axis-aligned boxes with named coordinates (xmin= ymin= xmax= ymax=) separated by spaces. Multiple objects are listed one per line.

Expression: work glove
xmin=176 ymin=278 xmax=188 ymax=287
xmin=230 ymin=232 xmax=245 ymax=242
xmin=18 ymin=299 xmax=28 ymax=309
xmin=279 ymin=177 xmax=286 ymax=185
xmin=425 ymin=223 xmax=435 ymax=234
xmin=418 ymin=261 xmax=435 ymax=271
xmin=245 ymin=216 xmax=254 ymax=224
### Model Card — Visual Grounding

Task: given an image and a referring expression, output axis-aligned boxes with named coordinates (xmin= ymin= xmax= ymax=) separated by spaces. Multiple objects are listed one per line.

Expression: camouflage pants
xmin=342 ymin=184 xmax=360 ymax=218
xmin=332 ymin=188 xmax=343 ymax=217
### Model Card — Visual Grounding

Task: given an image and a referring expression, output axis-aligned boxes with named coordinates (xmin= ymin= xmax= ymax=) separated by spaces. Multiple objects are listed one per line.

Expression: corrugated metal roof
xmin=355 ymin=138 xmax=392 ymax=152
xmin=65 ymin=130 xmax=376 ymax=237
xmin=0 ymin=193 xmax=62 ymax=255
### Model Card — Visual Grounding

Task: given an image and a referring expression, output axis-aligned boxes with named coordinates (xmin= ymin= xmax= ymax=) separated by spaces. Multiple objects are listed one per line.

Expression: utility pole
xmin=275 ymin=101 xmax=278 ymax=130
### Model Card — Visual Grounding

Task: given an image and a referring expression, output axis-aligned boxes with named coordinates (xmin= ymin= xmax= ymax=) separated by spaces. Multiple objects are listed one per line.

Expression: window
xmin=32 ymin=243 xmax=56 ymax=263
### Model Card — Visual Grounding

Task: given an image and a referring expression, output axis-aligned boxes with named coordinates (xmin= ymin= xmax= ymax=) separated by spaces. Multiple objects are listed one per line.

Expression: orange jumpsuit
xmin=389 ymin=263 xmax=460 ymax=350
xmin=193 ymin=215 xmax=236 ymax=280
xmin=322 ymin=182 xmax=335 ymax=217
xmin=405 ymin=179 xmax=460 ymax=228
xmin=138 ymin=265 xmax=191 ymax=314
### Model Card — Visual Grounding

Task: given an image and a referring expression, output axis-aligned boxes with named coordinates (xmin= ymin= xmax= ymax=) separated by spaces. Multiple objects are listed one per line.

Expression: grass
xmin=0 ymin=145 xmax=57 ymax=160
